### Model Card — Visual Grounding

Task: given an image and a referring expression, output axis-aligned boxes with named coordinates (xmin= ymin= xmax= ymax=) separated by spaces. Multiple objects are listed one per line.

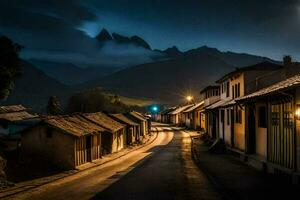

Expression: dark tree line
xmin=0 ymin=36 xmax=23 ymax=100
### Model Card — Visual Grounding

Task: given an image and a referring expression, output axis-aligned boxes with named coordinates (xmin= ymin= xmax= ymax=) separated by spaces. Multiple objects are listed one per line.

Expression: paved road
xmin=12 ymin=124 xmax=221 ymax=200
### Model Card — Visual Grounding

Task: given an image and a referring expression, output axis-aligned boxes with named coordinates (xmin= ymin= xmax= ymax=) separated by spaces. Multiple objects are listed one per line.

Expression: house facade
xmin=215 ymin=62 xmax=283 ymax=151
xmin=109 ymin=113 xmax=140 ymax=145
xmin=169 ymin=104 xmax=193 ymax=126
xmin=0 ymin=105 xmax=39 ymax=151
xmin=21 ymin=114 xmax=104 ymax=169
xmin=82 ymin=112 xmax=126 ymax=154
xmin=236 ymin=74 xmax=300 ymax=175
xmin=200 ymin=86 xmax=220 ymax=138
xmin=183 ymin=101 xmax=205 ymax=130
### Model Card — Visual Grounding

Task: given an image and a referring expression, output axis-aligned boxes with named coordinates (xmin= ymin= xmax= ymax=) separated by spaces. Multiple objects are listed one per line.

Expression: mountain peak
xmin=95 ymin=28 xmax=113 ymax=42
xmin=130 ymin=35 xmax=151 ymax=50
xmin=163 ymin=46 xmax=182 ymax=57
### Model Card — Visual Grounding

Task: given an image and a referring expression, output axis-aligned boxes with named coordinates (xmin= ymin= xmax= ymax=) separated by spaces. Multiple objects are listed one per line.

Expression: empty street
xmin=8 ymin=124 xmax=220 ymax=200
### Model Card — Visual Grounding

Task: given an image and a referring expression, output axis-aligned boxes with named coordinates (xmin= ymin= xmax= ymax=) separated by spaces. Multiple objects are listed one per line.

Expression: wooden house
xmin=183 ymin=101 xmax=204 ymax=130
xmin=235 ymin=74 xmax=300 ymax=176
xmin=109 ymin=113 xmax=140 ymax=145
xmin=82 ymin=112 xmax=126 ymax=154
xmin=0 ymin=105 xmax=39 ymax=151
xmin=21 ymin=114 xmax=104 ymax=169
xmin=126 ymin=112 xmax=148 ymax=137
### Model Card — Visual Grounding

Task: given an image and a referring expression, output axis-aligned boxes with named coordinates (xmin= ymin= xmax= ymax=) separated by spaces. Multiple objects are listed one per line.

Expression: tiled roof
xmin=44 ymin=114 xmax=106 ymax=137
xmin=0 ymin=111 xmax=38 ymax=122
xmin=236 ymin=74 xmax=300 ymax=102
xmin=0 ymin=105 xmax=26 ymax=114
xmin=110 ymin=113 xmax=139 ymax=126
xmin=169 ymin=104 xmax=193 ymax=115
xmin=83 ymin=112 xmax=125 ymax=132
xmin=183 ymin=101 xmax=204 ymax=113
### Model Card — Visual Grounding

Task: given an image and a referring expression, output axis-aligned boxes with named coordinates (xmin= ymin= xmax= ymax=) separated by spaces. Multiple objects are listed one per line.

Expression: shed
xmin=82 ymin=112 xmax=126 ymax=154
xmin=21 ymin=114 xmax=105 ymax=169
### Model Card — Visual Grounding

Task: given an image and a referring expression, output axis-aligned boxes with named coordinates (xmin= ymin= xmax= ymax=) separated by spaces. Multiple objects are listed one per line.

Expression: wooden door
xmin=269 ymin=102 xmax=295 ymax=169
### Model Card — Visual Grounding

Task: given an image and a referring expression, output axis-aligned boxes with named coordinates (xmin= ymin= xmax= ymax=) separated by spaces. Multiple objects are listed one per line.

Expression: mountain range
xmin=82 ymin=46 xmax=278 ymax=103
xmin=1 ymin=30 xmax=280 ymax=110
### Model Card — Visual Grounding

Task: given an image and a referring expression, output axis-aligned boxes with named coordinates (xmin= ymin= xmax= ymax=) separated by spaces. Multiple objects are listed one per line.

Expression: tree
xmin=47 ymin=96 xmax=62 ymax=115
xmin=0 ymin=36 xmax=23 ymax=100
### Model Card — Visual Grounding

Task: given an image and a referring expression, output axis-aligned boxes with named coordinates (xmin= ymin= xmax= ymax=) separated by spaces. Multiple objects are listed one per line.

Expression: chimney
xmin=283 ymin=55 xmax=292 ymax=67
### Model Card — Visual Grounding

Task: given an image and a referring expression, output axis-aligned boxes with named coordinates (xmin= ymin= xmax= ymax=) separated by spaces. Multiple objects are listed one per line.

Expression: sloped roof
xmin=128 ymin=111 xmax=147 ymax=121
xmin=183 ymin=101 xmax=204 ymax=113
xmin=83 ymin=112 xmax=125 ymax=132
xmin=0 ymin=105 xmax=26 ymax=114
xmin=44 ymin=114 xmax=106 ymax=137
xmin=200 ymin=85 xmax=220 ymax=94
xmin=205 ymin=99 xmax=228 ymax=110
xmin=0 ymin=111 xmax=38 ymax=122
xmin=169 ymin=104 xmax=193 ymax=115
xmin=216 ymin=61 xmax=283 ymax=83
xmin=236 ymin=74 xmax=300 ymax=102
xmin=160 ymin=107 xmax=177 ymax=115
xmin=110 ymin=113 xmax=139 ymax=126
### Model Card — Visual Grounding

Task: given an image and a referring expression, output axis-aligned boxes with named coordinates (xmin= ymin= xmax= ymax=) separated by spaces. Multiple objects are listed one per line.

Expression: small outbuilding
xmin=21 ymin=114 xmax=104 ymax=169
xmin=82 ymin=112 xmax=126 ymax=154
xmin=0 ymin=105 xmax=39 ymax=151
xmin=126 ymin=112 xmax=148 ymax=138
xmin=109 ymin=113 xmax=140 ymax=145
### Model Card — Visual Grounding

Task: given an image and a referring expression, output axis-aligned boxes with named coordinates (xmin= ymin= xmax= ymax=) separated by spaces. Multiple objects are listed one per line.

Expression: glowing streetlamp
xmin=152 ymin=106 xmax=158 ymax=112
xmin=186 ymin=95 xmax=193 ymax=102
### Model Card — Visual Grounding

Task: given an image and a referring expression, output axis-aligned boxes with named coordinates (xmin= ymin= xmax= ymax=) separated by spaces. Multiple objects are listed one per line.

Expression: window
xmin=226 ymin=82 xmax=229 ymax=97
xmin=235 ymin=108 xmax=242 ymax=123
xmin=227 ymin=109 xmax=230 ymax=125
xmin=258 ymin=106 xmax=267 ymax=128
xmin=234 ymin=84 xmax=238 ymax=98
xmin=232 ymin=86 xmax=234 ymax=99
xmin=237 ymin=83 xmax=240 ymax=97
xmin=46 ymin=128 xmax=53 ymax=138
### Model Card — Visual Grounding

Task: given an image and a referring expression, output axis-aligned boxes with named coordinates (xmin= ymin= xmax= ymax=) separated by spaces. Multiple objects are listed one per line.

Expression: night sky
xmin=1 ymin=0 xmax=300 ymax=64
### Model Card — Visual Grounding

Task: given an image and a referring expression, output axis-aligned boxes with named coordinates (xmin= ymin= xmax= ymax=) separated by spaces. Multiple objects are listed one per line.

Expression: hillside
xmin=83 ymin=46 xmax=278 ymax=104
xmin=29 ymin=59 xmax=116 ymax=85
xmin=2 ymin=61 xmax=72 ymax=112
xmin=84 ymin=53 xmax=234 ymax=103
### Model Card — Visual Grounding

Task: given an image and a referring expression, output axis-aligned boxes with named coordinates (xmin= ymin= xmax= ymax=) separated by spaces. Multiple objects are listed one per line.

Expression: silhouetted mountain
xmin=82 ymin=46 xmax=278 ymax=104
xmin=95 ymin=28 xmax=113 ymax=42
xmin=3 ymin=60 xmax=72 ymax=112
xmin=186 ymin=46 xmax=277 ymax=67
xmin=109 ymin=32 xmax=151 ymax=50
xmin=29 ymin=59 xmax=117 ymax=85
xmin=155 ymin=46 xmax=183 ymax=58
xmin=130 ymin=36 xmax=151 ymax=50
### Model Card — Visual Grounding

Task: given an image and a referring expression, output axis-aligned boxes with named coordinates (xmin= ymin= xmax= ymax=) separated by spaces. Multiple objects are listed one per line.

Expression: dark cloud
xmin=1 ymin=0 xmax=300 ymax=61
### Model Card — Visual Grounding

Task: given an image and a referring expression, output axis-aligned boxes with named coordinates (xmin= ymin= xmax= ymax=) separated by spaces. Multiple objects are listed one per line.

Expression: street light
xmin=186 ymin=95 xmax=193 ymax=102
